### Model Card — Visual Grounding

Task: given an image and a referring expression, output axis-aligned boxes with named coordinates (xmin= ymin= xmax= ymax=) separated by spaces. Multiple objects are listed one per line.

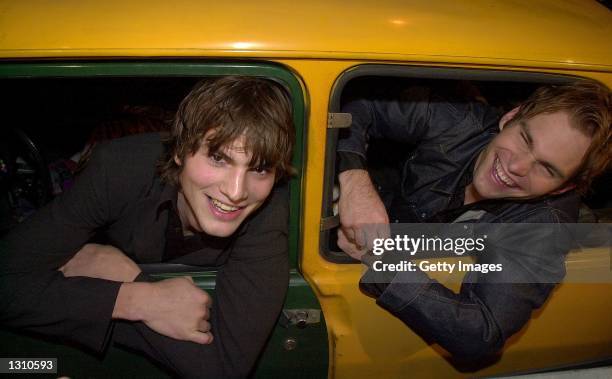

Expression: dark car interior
xmin=0 ymin=77 xmax=198 ymax=236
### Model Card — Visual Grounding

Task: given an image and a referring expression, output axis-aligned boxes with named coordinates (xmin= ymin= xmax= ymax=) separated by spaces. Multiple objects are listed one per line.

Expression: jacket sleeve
xmin=337 ymin=87 xmax=433 ymax=159
xmin=360 ymin=210 xmax=569 ymax=360
xmin=0 ymin=145 xmax=123 ymax=352
xmin=111 ymin=185 xmax=290 ymax=379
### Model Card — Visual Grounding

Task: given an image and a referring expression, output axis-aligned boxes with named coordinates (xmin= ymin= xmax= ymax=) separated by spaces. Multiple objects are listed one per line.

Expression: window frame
xmin=321 ymin=64 xmax=588 ymax=263
xmin=0 ymin=60 xmax=306 ymax=271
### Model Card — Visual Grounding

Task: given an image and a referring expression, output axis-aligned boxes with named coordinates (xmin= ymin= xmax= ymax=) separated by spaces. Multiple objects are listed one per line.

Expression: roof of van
xmin=0 ymin=0 xmax=610 ymax=70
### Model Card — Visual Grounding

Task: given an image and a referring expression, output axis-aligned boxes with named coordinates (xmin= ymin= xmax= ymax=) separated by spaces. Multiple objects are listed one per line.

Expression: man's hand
xmin=338 ymin=169 xmax=390 ymax=261
xmin=114 ymin=277 xmax=213 ymax=345
xmin=59 ymin=243 xmax=141 ymax=282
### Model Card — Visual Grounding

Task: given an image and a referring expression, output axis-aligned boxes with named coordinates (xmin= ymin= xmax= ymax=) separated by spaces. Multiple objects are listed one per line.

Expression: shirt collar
xmin=155 ymin=180 xmax=179 ymax=220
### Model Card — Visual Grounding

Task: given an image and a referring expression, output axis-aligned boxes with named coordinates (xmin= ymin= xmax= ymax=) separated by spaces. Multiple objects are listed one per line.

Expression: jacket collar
xmin=429 ymin=149 xmax=479 ymax=198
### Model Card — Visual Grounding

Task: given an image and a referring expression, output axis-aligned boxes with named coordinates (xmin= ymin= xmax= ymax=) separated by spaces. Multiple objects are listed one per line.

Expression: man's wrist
xmin=338 ymin=168 xmax=371 ymax=190
xmin=113 ymin=282 xmax=151 ymax=321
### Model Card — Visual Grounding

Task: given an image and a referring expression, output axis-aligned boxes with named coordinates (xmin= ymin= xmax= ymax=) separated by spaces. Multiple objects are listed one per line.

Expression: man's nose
xmin=507 ymin=154 xmax=533 ymax=177
xmin=221 ymin=169 xmax=248 ymax=203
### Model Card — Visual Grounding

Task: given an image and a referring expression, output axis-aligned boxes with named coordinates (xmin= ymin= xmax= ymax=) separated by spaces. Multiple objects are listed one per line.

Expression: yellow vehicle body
xmin=1 ymin=0 xmax=611 ymax=377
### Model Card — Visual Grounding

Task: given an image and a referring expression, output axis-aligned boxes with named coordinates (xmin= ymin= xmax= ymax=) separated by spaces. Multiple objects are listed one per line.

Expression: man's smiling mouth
xmin=209 ymin=197 xmax=244 ymax=213
xmin=493 ymin=156 xmax=518 ymax=188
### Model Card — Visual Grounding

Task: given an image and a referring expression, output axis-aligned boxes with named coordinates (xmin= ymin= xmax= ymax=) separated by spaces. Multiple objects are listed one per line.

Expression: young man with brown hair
xmin=0 ymin=76 xmax=295 ymax=378
xmin=336 ymin=80 xmax=611 ymax=360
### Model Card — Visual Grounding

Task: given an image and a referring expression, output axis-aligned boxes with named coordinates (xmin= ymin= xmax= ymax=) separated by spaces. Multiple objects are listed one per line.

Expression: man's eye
xmin=538 ymin=162 xmax=555 ymax=177
xmin=210 ymin=153 xmax=224 ymax=163
xmin=252 ymin=166 xmax=269 ymax=175
xmin=545 ymin=166 xmax=555 ymax=177
xmin=521 ymin=133 xmax=529 ymax=146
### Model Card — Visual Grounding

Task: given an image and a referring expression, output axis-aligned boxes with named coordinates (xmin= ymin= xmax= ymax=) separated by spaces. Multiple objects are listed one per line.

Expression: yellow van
xmin=0 ymin=0 xmax=610 ymax=377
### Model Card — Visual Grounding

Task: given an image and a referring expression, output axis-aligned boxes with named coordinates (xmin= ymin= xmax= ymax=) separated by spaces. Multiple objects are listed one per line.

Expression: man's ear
xmin=174 ymin=155 xmax=182 ymax=166
xmin=550 ymin=182 xmax=576 ymax=195
xmin=499 ymin=107 xmax=520 ymax=130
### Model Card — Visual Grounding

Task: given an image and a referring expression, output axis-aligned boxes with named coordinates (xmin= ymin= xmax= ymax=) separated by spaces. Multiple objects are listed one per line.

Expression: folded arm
xmin=336 ymin=89 xmax=433 ymax=257
xmin=359 ymin=217 xmax=568 ymax=360
xmin=111 ymin=186 xmax=290 ymax=378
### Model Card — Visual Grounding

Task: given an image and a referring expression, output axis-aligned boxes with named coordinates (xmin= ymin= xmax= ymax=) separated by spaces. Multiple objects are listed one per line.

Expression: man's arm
xmin=110 ymin=185 xmax=290 ymax=378
xmin=59 ymin=243 xmax=142 ymax=282
xmin=362 ymin=273 xmax=555 ymax=359
xmin=59 ymin=244 xmax=214 ymax=345
xmin=359 ymin=214 xmax=568 ymax=360
xmin=114 ymin=278 xmax=214 ymax=345
xmin=0 ymin=145 xmax=125 ymax=352
xmin=337 ymin=169 xmax=389 ymax=258
xmin=336 ymin=87 xmax=432 ymax=158
xmin=0 ymin=141 xmax=211 ymax=352
xmin=336 ymin=89 xmax=433 ymax=255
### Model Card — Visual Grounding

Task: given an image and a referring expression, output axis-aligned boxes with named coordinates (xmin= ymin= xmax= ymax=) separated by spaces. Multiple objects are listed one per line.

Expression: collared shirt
xmin=162 ymin=197 xmax=234 ymax=263
xmin=163 ymin=201 xmax=201 ymax=261
xmin=1 ymin=133 xmax=290 ymax=378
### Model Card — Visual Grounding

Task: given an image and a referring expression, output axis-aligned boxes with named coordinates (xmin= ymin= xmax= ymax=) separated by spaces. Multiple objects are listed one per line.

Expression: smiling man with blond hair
xmin=337 ymin=80 xmax=611 ymax=360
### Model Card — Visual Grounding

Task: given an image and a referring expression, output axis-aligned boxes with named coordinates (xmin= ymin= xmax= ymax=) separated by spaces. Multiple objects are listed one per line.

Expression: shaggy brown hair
xmin=509 ymin=80 xmax=611 ymax=194
xmin=158 ymin=76 xmax=295 ymax=185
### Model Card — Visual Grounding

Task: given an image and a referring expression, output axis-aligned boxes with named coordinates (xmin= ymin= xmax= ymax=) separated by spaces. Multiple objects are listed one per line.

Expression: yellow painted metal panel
xmin=2 ymin=0 xmax=611 ymax=374
xmin=1 ymin=0 xmax=611 ymax=70
xmin=283 ymin=57 xmax=612 ymax=378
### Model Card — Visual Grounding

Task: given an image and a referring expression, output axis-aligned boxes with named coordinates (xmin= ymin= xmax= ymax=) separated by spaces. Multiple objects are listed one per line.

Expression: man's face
xmin=176 ymin=133 xmax=276 ymax=237
xmin=469 ymin=110 xmax=591 ymax=203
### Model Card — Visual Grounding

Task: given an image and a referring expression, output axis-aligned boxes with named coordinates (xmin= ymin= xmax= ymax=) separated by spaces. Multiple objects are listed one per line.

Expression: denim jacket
xmin=337 ymin=87 xmax=580 ymax=360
